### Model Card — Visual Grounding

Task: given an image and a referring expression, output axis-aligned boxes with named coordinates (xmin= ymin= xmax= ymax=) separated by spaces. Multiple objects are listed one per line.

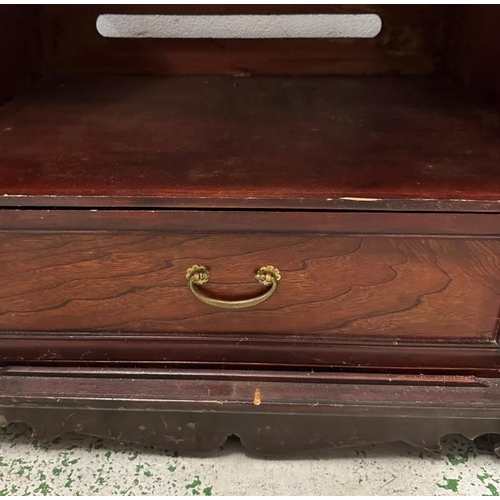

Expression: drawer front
xmin=1 ymin=231 xmax=499 ymax=342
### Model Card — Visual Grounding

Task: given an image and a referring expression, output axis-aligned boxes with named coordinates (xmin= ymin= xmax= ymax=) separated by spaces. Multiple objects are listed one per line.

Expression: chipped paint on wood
xmin=340 ymin=197 xmax=382 ymax=202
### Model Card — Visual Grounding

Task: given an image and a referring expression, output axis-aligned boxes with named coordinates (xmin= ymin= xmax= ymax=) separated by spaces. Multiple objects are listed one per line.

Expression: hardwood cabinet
xmin=1 ymin=5 xmax=500 ymax=455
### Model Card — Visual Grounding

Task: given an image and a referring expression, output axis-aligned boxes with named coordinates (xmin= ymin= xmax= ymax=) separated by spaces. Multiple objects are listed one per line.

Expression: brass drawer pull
xmin=185 ymin=265 xmax=281 ymax=310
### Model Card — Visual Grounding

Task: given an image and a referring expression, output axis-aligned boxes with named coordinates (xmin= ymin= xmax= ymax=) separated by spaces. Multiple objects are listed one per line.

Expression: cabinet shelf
xmin=1 ymin=74 xmax=499 ymax=211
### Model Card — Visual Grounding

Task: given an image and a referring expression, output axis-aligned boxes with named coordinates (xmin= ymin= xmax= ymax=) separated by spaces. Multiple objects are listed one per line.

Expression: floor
xmin=0 ymin=424 xmax=499 ymax=496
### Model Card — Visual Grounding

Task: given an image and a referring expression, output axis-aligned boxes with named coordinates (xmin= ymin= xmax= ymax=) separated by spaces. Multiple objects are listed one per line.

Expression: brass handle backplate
xmin=185 ymin=265 xmax=281 ymax=310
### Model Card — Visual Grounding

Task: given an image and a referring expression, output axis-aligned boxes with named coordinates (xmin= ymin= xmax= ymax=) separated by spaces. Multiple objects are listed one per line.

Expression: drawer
xmin=1 ymin=228 xmax=499 ymax=343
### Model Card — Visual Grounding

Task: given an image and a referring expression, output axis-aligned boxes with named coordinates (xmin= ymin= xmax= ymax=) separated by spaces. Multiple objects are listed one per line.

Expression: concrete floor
xmin=1 ymin=423 xmax=499 ymax=495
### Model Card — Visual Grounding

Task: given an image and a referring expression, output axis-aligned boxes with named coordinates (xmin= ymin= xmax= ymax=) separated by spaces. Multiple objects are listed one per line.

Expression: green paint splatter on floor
xmin=477 ymin=468 xmax=500 ymax=496
xmin=437 ymin=476 xmax=460 ymax=493
xmin=186 ymin=476 xmax=202 ymax=489
xmin=1 ymin=424 xmax=500 ymax=496
xmin=186 ymin=476 xmax=202 ymax=495
xmin=34 ymin=482 xmax=52 ymax=496
xmin=447 ymin=453 xmax=469 ymax=466
xmin=17 ymin=464 xmax=32 ymax=477
xmin=65 ymin=470 xmax=75 ymax=489
xmin=61 ymin=453 xmax=79 ymax=467
xmin=486 ymin=484 xmax=500 ymax=496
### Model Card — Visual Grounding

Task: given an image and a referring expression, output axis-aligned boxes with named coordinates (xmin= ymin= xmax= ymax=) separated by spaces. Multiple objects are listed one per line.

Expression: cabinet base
xmin=1 ymin=366 xmax=500 ymax=457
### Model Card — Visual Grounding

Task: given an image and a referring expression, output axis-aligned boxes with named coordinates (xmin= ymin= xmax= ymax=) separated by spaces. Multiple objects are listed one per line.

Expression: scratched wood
xmin=1 ymin=232 xmax=499 ymax=341
xmin=1 ymin=75 xmax=500 ymax=212
xmin=2 ymin=367 xmax=500 ymax=455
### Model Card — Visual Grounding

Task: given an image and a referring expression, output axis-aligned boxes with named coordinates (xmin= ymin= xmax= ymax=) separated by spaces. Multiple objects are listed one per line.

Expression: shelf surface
xmin=1 ymin=74 xmax=500 ymax=211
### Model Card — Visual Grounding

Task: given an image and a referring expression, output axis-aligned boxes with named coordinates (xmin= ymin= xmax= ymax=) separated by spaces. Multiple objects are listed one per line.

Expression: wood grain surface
xmin=1 ymin=75 xmax=500 ymax=211
xmin=1 ymin=231 xmax=499 ymax=342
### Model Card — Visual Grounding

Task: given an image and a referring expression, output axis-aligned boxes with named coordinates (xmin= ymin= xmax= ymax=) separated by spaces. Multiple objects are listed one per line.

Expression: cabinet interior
xmin=1 ymin=4 xmax=500 ymax=211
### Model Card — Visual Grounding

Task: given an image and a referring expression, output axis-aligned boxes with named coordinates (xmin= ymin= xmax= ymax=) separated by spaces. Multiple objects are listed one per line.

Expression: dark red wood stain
xmin=1 ymin=75 xmax=500 ymax=210
xmin=1 ymin=5 xmax=500 ymax=455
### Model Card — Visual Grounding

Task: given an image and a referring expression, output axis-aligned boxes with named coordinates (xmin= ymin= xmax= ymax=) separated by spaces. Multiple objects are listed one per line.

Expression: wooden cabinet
xmin=1 ymin=5 xmax=500 ymax=455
